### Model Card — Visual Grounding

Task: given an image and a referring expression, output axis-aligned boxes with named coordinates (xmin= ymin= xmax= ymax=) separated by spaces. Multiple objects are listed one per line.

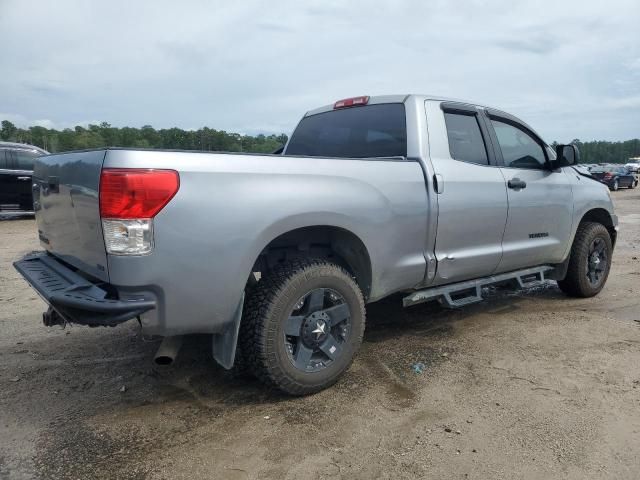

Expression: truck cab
xmin=285 ymin=95 xmax=614 ymax=287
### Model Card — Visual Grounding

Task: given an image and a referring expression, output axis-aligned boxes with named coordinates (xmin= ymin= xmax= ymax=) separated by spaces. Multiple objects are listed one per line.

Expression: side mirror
xmin=551 ymin=144 xmax=580 ymax=169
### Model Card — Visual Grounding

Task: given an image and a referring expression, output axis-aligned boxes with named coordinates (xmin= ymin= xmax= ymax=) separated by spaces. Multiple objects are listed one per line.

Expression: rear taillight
xmin=99 ymin=169 xmax=179 ymax=255
xmin=333 ymin=96 xmax=370 ymax=109
xmin=100 ymin=169 xmax=179 ymax=219
xmin=603 ymin=173 xmax=613 ymax=179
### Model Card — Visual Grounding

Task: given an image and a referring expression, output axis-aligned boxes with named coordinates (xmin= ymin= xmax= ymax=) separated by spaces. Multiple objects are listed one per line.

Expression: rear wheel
xmin=239 ymin=258 xmax=365 ymax=395
xmin=558 ymin=222 xmax=612 ymax=297
xmin=612 ymin=180 xmax=619 ymax=191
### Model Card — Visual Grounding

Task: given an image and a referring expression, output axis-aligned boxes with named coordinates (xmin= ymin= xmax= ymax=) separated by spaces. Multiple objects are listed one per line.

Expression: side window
xmin=490 ymin=119 xmax=546 ymax=169
xmin=0 ymin=150 xmax=7 ymax=169
xmin=13 ymin=150 xmax=39 ymax=171
xmin=443 ymin=112 xmax=489 ymax=165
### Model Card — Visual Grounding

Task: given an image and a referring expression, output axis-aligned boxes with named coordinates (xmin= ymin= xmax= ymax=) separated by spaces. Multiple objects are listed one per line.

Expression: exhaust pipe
xmin=154 ymin=336 xmax=183 ymax=366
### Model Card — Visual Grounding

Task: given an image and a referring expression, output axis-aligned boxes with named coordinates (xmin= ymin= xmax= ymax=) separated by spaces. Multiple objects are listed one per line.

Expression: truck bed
xmin=32 ymin=148 xmax=431 ymax=341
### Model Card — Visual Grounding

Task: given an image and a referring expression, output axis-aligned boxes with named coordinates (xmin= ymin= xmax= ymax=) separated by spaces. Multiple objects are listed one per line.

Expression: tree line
xmin=566 ymin=139 xmax=640 ymax=164
xmin=0 ymin=120 xmax=287 ymax=154
xmin=1 ymin=119 xmax=638 ymax=163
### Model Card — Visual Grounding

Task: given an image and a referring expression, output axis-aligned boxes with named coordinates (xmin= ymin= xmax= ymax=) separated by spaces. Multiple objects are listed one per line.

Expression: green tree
xmin=1 ymin=120 xmax=17 ymax=141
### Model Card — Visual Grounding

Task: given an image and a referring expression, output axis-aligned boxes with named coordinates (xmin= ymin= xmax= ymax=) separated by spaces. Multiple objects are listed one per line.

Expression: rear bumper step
xmin=13 ymin=252 xmax=155 ymax=327
xmin=404 ymin=266 xmax=554 ymax=308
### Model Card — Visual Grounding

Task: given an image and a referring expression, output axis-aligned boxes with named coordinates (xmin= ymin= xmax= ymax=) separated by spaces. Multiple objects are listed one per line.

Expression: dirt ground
xmin=1 ymin=192 xmax=639 ymax=480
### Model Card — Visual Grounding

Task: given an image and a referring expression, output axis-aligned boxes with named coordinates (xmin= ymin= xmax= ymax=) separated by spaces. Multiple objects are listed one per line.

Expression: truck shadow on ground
xmin=15 ymin=281 xmax=569 ymax=413
xmin=124 ymin=281 xmax=567 ymax=408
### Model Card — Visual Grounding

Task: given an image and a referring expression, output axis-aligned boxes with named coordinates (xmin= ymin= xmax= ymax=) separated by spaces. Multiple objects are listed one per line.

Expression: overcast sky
xmin=1 ymin=0 xmax=639 ymax=142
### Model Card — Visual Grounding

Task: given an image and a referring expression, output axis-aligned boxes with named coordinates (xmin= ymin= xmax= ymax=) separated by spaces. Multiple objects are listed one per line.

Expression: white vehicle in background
xmin=625 ymin=158 xmax=640 ymax=173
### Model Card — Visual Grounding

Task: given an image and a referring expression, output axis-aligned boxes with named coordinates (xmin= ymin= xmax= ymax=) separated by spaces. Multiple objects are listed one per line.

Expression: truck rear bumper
xmin=14 ymin=252 xmax=156 ymax=327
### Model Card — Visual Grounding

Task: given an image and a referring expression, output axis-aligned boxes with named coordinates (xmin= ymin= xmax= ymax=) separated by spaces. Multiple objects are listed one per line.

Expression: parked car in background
xmin=590 ymin=165 xmax=637 ymax=190
xmin=0 ymin=142 xmax=48 ymax=214
xmin=625 ymin=159 xmax=640 ymax=173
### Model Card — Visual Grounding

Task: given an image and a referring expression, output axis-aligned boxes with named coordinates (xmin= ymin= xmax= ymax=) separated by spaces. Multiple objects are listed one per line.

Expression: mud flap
xmin=211 ymin=292 xmax=244 ymax=369
xmin=547 ymin=256 xmax=571 ymax=281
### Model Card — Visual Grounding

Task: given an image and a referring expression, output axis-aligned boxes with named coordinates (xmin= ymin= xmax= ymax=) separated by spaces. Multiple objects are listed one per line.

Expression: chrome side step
xmin=403 ymin=266 xmax=554 ymax=309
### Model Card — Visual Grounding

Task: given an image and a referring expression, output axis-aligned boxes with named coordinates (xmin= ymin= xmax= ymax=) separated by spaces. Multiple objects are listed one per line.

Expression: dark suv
xmin=0 ymin=142 xmax=48 ymax=214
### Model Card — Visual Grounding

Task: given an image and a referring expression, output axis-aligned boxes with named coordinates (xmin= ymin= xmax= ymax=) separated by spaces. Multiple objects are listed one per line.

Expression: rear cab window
xmin=285 ymin=103 xmax=407 ymax=158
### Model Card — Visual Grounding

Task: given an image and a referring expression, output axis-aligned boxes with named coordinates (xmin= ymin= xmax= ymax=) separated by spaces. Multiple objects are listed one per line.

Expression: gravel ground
xmin=1 ymin=192 xmax=639 ymax=479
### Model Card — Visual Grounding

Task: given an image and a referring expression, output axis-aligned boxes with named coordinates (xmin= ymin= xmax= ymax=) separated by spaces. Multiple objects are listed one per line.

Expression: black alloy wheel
xmin=284 ymin=288 xmax=351 ymax=372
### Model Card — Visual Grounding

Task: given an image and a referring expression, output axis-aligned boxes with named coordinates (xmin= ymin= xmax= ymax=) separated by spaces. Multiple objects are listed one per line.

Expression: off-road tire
xmin=238 ymin=258 xmax=365 ymax=395
xmin=557 ymin=222 xmax=612 ymax=297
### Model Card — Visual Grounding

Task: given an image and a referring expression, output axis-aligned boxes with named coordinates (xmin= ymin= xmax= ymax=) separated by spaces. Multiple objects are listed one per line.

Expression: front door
xmin=486 ymin=114 xmax=574 ymax=272
xmin=426 ymin=102 xmax=509 ymax=285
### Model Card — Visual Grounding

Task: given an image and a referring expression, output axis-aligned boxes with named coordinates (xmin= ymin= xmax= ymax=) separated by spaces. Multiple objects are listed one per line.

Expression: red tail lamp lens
xmin=100 ymin=169 xmax=179 ymax=219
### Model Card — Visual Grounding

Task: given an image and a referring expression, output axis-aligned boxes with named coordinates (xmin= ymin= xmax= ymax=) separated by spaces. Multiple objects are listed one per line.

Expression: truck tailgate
xmin=33 ymin=150 xmax=109 ymax=282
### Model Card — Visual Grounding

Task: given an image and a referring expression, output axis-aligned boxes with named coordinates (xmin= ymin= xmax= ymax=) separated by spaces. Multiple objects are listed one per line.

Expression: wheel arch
xmin=250 ymin=225 xmax=373 ymax=300
xmin=579 ymin=208 xmax=617 ymax=247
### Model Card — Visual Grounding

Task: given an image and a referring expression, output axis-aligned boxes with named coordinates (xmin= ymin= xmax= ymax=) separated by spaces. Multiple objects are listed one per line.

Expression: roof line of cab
xmin=303 ymin=94 xmax=491 ymax=117
xmin=302 ymin=94 xmax=546 ymax=147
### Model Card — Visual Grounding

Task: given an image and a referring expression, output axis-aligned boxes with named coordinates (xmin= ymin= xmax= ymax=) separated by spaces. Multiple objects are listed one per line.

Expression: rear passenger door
xmin=426 ymin=101 xmax=508 ymax=285
xmin=12 ymin=149 xmax=38 ymax=210
xmin=486 ymin=112 xmax=574 ymax=272
xmin=0 ymin=149 xmax=19 ymax=210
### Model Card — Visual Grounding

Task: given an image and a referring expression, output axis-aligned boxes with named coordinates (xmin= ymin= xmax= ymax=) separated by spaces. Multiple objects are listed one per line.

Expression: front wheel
xmin=239 ymin=258 xmax=365 ymax=395
xmin=558 ymin=222 xmax=612 ymax=297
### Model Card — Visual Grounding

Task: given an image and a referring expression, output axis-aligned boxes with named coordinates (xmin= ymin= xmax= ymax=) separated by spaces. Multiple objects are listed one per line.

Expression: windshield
xmin=591 ymin=166 xmax=616 ymax=173
xmin=285 ymin=103 xmax=407 ymax=158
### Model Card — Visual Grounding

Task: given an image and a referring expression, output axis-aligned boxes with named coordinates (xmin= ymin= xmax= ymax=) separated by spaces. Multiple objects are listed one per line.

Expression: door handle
xmin=17 ymin=176 xmax=31 ymax=181
xmin=508 ymin=178 xmax=527 ymax=190
xmin=433 ymin=174 xmax=444 ymax=194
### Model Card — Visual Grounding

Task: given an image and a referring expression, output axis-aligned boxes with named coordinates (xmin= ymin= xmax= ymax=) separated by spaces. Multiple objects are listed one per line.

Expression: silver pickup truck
xmin=14 ymin=94 xmax=617 ymax=395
